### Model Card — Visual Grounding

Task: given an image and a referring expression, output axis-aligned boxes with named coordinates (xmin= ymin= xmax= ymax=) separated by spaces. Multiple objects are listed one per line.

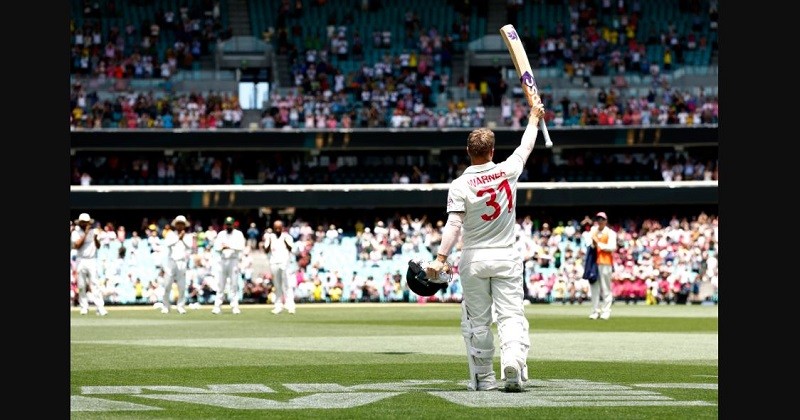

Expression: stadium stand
xmin=69 ymin=1 xmax=718 ymax=309
xmin=71 ymin=210 xmax=718 ymax=307
xmin=71 ymin=146 xmax=718 ymax=186
xmin=69 ymin=0 xmax=718 ymax=129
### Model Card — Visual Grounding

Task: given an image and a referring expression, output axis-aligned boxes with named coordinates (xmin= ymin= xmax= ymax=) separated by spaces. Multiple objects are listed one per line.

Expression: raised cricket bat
xmin=499 ymin=24 xmax=553 ymax=147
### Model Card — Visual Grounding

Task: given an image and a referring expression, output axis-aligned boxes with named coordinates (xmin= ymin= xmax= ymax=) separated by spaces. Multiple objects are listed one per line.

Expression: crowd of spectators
xmin=70 ymin=147 xmax=718 ymax=186
xmin=70 ymin=0 xmax=231 ymax=81
xmin=70 ymin=84 xmax=243 ymax=129
xmin=507 ymin=0 xmax=718 ymax=77
xmin=70 ymin=210 xmax=718 ymax=308
xmin=272 ymin=0 xmax=717 ymax=81
xmin=69 ymin=1 xmax=719 ymax=129
xmin=69 ymin=84 xmax=717 ymax=130
xmin=510 ymin=86 xmax=718 ymax=128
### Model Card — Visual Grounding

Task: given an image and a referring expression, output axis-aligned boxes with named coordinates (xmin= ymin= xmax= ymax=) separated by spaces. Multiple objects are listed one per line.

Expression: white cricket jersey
xmin=213 ymin=229 xmax=245 ymax=260
xmin=71 ymin=227 xmax=98 ymax=260
xmin=267 ymin=232 xmax=294 ymax=265
xmin=446 ymin=154 xmax=525 ymax=250
xmin=164 ymin=231 xmax=193 ymax=262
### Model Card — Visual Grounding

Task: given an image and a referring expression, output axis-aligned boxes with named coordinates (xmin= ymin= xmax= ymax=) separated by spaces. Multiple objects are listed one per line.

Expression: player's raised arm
xmin=510 ymin=94 xmax=546 ymax=165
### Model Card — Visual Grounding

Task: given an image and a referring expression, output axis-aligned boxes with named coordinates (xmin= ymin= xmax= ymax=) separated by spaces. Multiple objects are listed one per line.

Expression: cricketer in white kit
xmin=161 ymin=215 xmax=193 ymax=314
xmin=265 ymin=219 xmax=296 ymax=314
xmin=424 ymin=96 xmax=545 ymax=392
xmin=212 ymin=217 xmax=246 ymax=314
xmin=71 ymin=213 xmax=108 ymax=316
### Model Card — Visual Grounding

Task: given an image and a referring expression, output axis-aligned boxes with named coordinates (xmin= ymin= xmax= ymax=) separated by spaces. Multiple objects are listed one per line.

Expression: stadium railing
xmin=70 ymin=181 xmax=718 ymax=210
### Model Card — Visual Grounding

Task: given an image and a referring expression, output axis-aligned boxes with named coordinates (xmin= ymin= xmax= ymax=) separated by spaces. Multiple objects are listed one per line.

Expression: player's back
xmin=449 ymin=158 xmax=522 ymax=250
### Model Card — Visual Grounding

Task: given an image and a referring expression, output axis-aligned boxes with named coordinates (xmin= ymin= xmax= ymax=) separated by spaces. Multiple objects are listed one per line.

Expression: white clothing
xmin=71 ymin=226 xmax=105 ymax=313
xmin=265 ymin=232 xmax=295 ymax=266
xmin=213 ymin=228 xmax=245 ymax=309
xmin=447 ymin=155 xmax=524 ymax=249
xmin=164 ymin=230 xmax=193 ymax=263
xmin=440 ymin=122 xmax=539 ymax=390
xmin=214 ymin=229 xmax=246 ymax=260
xmin=266 ymin=232 xmax=296 ymax=312
xmin=162 ymin=230 xmax=193 ymax=309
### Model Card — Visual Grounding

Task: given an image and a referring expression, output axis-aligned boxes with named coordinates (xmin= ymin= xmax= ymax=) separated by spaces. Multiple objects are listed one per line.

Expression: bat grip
xmin=539 ymin=118 xmax=553 ymax=147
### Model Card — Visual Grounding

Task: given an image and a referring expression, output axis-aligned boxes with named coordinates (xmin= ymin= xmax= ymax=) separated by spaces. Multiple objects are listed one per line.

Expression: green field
xmin=70 ymin=303 xmax=718 ymax=419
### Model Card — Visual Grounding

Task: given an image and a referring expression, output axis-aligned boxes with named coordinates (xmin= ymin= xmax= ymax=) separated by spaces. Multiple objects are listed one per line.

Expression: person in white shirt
xmin=264 ymin=219 xmax=296 ymax=314
xmin=212 ymin=217 xmax=246 ymax=314
xmin=71 ymin=213 xmax=108 ymax=316
xmin=160 ymin=215 xmax=194 ymax=314
xmin=422 ymin=94 xmax=545 ymax=392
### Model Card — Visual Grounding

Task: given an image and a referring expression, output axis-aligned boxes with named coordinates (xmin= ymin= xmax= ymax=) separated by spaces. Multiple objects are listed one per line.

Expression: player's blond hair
xmin=467 ymin=128 xmax=495 ymax=159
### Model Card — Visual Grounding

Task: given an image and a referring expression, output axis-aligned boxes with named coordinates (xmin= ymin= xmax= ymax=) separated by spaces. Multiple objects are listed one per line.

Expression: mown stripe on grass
xmin=73 ymin=330 xmax=716 ymax=362
xmin=429 ymin=392 xmax=715 ymax=407
xmin=633 ymin=383 xmax=718 ymax=390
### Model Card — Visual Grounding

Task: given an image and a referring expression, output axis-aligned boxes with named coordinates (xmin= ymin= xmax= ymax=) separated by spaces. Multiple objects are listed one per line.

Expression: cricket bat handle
xmin=524 ymin=90 xmax=553 ymax=147
xmin=539 ymin=118 xmax=553 ymax=147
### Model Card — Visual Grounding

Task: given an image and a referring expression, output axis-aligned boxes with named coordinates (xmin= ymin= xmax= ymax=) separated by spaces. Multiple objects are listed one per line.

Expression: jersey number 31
xmin=477 ymin=179 xmax=513 ymax=221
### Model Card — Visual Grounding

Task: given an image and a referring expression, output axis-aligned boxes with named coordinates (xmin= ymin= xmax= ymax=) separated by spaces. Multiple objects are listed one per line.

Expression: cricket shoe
xmin=271 ymin=307 xmax=283 ymax=315
xmin=589 ymin=312 xmax=600 ymax=320
xmin=287 ymin=309 xmax=296 ymax=314
xmin=161 ymin=307 xmax=169 ymax=314
xmin=97 ymin=308 xmax=108 ymax=317
xmin=408 ymin=259 xmax=452 ymax=284
xmin=502 ymin=365 xmax=523 ymax=392
xmin=211 ymin=306 xmax=221 ymax=315
xmin=176 ymin=306 xmax=186 ymax=314
xmin=467 ymin=373 xmax=498 ymax=391
xmin=79 ymin=308 xmax=88 ymax=315
xmin=232 ymin=307 xmax=241 ymax=315
xmin=599 ymin=312 xmax=610 ymax=320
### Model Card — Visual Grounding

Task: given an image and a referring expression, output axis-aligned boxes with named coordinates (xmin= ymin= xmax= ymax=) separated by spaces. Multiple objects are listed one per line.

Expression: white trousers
xmin=76 ymin=258 xmax=105 ymax=312
xmin=459 ymin=248 xmax=530 ymax=383
xmin=590 ymin=264 xmax=613 ymax=315
xmin=163 ymin=259 xmax=187 ymax=308
xmin=271 ymin=264 xmax=295 ymax=311
xmin=215 ymin=258 xmax=240 ymax=308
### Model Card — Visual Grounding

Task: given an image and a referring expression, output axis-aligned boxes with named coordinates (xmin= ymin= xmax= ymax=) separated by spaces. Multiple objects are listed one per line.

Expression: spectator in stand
xmin=246 ymin=223 xmax=260 ymax=250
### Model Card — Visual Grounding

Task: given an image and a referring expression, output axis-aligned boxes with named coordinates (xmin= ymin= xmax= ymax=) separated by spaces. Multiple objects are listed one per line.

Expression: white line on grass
xmin=429 ymin=392 xmax=716 ymax=407
xmin=70 ymin=396 xmax=162 ymax=411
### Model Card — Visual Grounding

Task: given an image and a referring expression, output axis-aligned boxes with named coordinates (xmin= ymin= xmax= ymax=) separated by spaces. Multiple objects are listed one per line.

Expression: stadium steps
xmin=251 ymin=248 xmax=271 ymax=280
xmin=228 ymin=0 xmax=252 ymax=37
xmin=484 ymin=105 xmax=503 ymax=127
xmin=274 ymin=55 xmax=292 ymax=88
xmin=485 ymin=0 xmax=508 ymax=37
xmin=451 ymin=53 xmax=466 ymax=85
xmin=242 ymin=110 xmax=263 ymax=128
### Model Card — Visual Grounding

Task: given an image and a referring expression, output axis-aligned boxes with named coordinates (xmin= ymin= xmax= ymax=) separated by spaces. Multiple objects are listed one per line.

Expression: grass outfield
xmin=71 ymin=303 xmax=718 ymax=419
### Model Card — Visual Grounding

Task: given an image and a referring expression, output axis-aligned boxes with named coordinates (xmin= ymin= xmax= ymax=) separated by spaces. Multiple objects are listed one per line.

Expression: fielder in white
xmin=264 ymin=219 xmax=296 ymax=314
xmin=212 ymin=217 xmax=245 ymax=314
xmin=71 ymin=213 xmax=108 ymax=316
xmin=424 ymin=96 xmax=545 ymax=392
xmin=161 ymin=215 xmax=193 ymax=314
